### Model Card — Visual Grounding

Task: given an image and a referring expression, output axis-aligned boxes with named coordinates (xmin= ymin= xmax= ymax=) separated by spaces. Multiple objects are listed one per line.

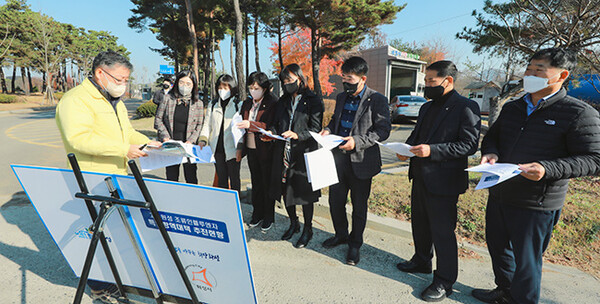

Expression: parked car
xmin=390 ymin=95 xmax=428 ymax=122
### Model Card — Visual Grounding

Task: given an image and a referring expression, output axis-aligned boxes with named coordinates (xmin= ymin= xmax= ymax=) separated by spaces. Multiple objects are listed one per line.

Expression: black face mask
xmin=343 ymin=81 xmax=359 ymax=95
xmin=283 ymin=80 xmax=299 ymax=95
xmin=424 ymin=79 xmax=447 ymax=100
xmin=162 ymin=84 xmax=170 ymax=89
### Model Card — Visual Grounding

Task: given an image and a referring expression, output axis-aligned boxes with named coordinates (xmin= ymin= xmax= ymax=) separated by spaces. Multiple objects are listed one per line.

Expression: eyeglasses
xmin=102 ymin=69 xmax=129 ymax=85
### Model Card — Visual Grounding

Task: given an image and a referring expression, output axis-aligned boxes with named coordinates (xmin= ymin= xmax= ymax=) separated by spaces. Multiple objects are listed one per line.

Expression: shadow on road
xmin=242 ymin=201 xmax=481 ymax=304
xmin=0 ymin=191 xmax=80 ymax=304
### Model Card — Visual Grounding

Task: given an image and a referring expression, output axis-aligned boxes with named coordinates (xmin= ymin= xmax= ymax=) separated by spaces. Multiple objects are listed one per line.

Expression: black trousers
xmin=410 ymin=177 xmax=459 ymax=288
xmin=214 ymin=152 xmax=241 ymax=191
xmin=486 ymin=196 xmax=561 ymax=304
xmin=165 ymin=161 xmax=198 ymax=184
xmin=247 ymin=149 xmax=275 ymax=222
xmin=329 ymin=152 xmax=372 ymax=249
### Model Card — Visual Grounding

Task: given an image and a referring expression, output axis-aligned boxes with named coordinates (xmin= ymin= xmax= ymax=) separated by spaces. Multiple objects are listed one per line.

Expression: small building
xmin=464 ymin=81 xmax=501 ymax=114
xmin=328 ymin=45 xmax=428 ymax=100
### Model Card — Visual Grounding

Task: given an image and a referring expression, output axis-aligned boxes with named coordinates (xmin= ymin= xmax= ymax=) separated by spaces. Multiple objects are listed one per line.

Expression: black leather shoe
xmin=261 ymin=219 xmax=273 ymax=232
xmin=421 ymin=282 xmax=452 ymax=302
xmin=471 ymin=288 xmax=511 ymax=304
xmin=281 ymin=220 xmax=300 ymax=240
xmin=346 ymin=247 xmax=360 ymax=266
xmin=322 ymin=236 xmax=348 ymax=248
xmin=294 ymin=226 xmax=313 ymax=248
xmin=248 ymin=218 xmax=262 ymax=228
xmin=396 ymin=260 xmax=432 ymax=274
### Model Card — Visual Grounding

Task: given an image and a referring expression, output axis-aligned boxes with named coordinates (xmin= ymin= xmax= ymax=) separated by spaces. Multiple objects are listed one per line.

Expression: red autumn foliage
xmin=269 ymin=28 xmax=342 ymax=96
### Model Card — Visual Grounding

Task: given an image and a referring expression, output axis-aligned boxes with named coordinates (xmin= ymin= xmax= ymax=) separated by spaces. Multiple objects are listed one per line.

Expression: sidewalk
xmin=0 ymin=190 xmax=598 ymax=303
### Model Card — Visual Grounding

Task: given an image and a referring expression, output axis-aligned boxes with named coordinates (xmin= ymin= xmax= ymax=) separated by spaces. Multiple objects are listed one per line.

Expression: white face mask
xmin=218 ymin=89 xmax=231 ymax=100
xmin=522 ymin=73 xmax=561 ymax=93
xmin=102 ymin=73 xmax=127 ymax=98
xmin=179 ymin=86 xmax=192 ymax=97
xmin=250 ymin=89 xmax=264 ymax=101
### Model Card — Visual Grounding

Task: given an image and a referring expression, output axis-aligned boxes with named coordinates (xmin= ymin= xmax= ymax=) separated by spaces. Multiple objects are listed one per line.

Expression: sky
xmin=3 ymin=0 xmax=497 ymax=83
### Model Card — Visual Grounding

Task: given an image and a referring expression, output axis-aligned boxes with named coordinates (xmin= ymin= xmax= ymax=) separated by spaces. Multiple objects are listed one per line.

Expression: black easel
xmin=68 ymin=154 xmax=201 ymax=304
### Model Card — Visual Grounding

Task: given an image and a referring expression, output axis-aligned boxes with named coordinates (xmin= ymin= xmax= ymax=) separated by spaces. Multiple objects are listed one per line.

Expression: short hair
xmin=341 ymin=56 xmax=369 ymax=77
xmin=279 ymin=64 xmax=307 ymax=92
xmin=170 ymin=70 xmax=199 ymax=102
xmin=246 ymin=71 xmax=272 ymax=90
xmin=426 ymin=60 xmax=458 ymax=79
xmin=216 ymin=74 xmax=238 ymax=97
xmin=92 ymin=50 xmax=133 ymax=73
xmin=530 ymin=48 xmax=578 ymax=71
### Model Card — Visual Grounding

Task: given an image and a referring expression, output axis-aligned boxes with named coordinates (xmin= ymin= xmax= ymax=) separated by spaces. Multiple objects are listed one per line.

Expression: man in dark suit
xmin=320 ymin=56 xmax=391 ymax=266
xmin=396 ymin=60 xmax=481 ymax=302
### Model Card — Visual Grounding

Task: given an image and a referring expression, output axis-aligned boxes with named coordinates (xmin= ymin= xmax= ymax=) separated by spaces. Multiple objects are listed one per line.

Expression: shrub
xmin=136 ymin=101 xmax=157 ymax=118
xmin=0 ymin=94 xmax=18 ymax=103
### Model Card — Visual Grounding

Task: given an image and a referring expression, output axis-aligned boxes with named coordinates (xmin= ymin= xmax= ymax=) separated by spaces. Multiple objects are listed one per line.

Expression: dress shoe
xmin=396 ymin=260 xmax=432 ymax=274
xmin=346 ymin=247 xmax=360 ymax=266
xmin=322 ymin=236 xmax=348 ymax=248
xmin=471 ymin=288 xmax=512 ymax=304
xmin=421 ymin=282 xmax=452 ymax=302
xmin=281 ymin=219 xmax=300 ymax=240
xmin=248 ymin=218 xmax=262 ymax=228
xmin=294 ymin=225 xmax=313 ymax=248
xmin=261 ymin=219 xmax=273 ymax=232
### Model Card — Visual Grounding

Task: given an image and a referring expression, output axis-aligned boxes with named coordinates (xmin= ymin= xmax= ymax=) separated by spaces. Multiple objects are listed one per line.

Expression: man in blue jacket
xmin=473 ymin=48 xmax=600 ymax=304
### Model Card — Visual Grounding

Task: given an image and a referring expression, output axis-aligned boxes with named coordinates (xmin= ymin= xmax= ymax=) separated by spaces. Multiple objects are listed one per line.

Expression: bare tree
xmin=184 ymin=0 xmax=199 ymax=81
xmin=233 ymin=0 xmax=247 ymax=100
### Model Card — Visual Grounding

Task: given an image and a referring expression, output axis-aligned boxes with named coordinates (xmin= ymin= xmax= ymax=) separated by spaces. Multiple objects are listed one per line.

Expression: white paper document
xmin=189 ymin=145 xmax=215 ymax=164
xmin=231 ymin=112 xmax=246 ymax=145
xmin=465 ymin=163 xmax=522 ymax=190
xmin=257 ymin=127 xmax=288 ymax=141
xmin=376 ymin=141 xmax=415 ymax=157
xmin=304 ymin=148 xmax=339 ymax=191
xmin=309 ymin=131 xmax=344 ymax=150
xmin=140 ymin=140 xmax=214 ymax=171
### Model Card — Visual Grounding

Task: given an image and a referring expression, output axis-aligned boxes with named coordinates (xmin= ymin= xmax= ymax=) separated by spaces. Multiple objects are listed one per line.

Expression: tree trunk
xmin=244 ymin=15 xmax=249 ymax=76
xmin=254 ymin=16 xmax=261 ymax=72
xmin=11 ymin=63 xmax=16 ymax=93
xmin=0 ymin=59 xmax=7 ymax=93
xmin=233 ymin=0 xmax=247 ymax=101
xmin=184 ymin=0 xmax=199 ymax=82
xmin=20 ymin=67 xmax=29 ymax=95
xmin=174 ymin=50 xmax=180 ymax=75
xmin=310 ymin=28 xmax=323 ymax=98
xmin=277 ymin=19 xmax=284 ymax=72
xmin=230 ymin=36 xmax=236 ymax=83
xmin=45 ymin=72 xmax=54 ymax=104
xmin=210 ymin=26 xmax=216 ymax=101
xmin=27 ymin=68 xmax=33 ymax=92
xmin=42 ymin=71 xmax=46 ymax=93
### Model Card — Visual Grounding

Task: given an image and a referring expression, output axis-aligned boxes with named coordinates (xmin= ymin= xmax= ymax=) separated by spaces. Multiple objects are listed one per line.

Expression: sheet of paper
xmin=376 ymin=141 xmax=415 ymax=157
xmin=257 ymin=127 xmax=288 ymax=141
xmin=465 ymin=163 xmax=522 ymax=190
xmin=190 ymin=145 xmax=215 ymax=164
xmin=304 ymin=148 xmax=339 ymax=191
xmin=309 ymin=131 xmax=344 ymax=150
xmin=231 ymin=112 xmax=246 ymax=145
xmin=139 ymin=152 xmax=186 ymax=172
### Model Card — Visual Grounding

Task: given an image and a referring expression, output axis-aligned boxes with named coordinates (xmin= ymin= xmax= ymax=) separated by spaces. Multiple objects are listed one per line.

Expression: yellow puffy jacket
xmin=56 ymin=79 xmax=149 ymax=174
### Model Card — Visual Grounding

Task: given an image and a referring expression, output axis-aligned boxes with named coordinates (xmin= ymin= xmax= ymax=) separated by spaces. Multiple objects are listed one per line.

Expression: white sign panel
xmin=11 ymin=165 xmax=257 ymax=304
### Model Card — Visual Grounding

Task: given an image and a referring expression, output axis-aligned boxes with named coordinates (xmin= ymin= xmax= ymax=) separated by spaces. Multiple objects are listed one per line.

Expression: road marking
xmin=5 ymin=119 xmax=63 ymax=148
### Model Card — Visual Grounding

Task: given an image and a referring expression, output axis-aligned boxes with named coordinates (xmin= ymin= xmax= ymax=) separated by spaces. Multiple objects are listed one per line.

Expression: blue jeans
xmin=485 ymin=197 xmax=561 ymax=304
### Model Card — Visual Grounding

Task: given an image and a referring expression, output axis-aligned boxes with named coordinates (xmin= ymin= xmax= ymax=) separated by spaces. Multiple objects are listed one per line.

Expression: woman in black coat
xmin=268 ymin=64 xmax=324 ymax=248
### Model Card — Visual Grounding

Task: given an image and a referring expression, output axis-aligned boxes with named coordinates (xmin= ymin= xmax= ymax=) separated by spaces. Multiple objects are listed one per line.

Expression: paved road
xmin=2 ymin=105 xmax=596 ymax=303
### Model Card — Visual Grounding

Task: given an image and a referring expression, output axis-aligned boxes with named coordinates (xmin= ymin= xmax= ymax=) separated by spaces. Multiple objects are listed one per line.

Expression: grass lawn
xmin=368 ymin=163 xmax=600 ymax=278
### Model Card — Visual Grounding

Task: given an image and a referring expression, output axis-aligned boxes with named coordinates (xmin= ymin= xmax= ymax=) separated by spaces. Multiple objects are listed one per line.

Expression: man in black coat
xmin=473 ymin=48 xmax=600 ymax=304
xmin=396 ymin=60 xmax=481 ymax=302
xmin=320 ymin=56 xmax=391 ymax=266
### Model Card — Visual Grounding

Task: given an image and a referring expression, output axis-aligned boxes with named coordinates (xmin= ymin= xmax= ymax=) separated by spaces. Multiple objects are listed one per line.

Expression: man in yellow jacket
xmin=55 ymin=50 xmax=160 ymax=303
